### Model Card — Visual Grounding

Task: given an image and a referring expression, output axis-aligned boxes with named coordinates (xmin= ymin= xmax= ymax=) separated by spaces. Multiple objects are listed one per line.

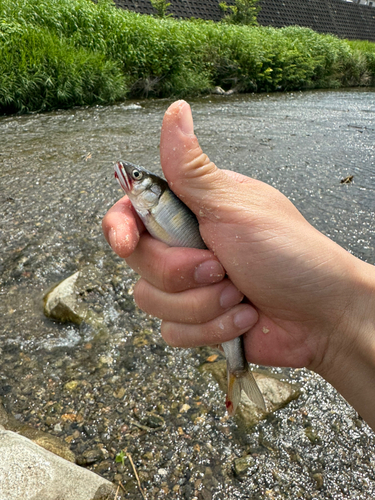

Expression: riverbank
xmin=0 ymin=0 xmax=375 ymax=113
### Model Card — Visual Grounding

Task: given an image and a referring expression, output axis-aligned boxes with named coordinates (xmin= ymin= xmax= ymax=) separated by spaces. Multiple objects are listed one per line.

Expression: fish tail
xmin=240 ymin=366 xmax=267 ymax=411
xmin=225 ymin=366 xmax=266 ymax=416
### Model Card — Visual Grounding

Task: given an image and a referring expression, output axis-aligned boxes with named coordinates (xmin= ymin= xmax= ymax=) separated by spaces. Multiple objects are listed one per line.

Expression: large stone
xmin=0 ymin=427 xmax=116 ymax=500
xmin=43 ymin=267 xmax=109 ymax=337
xmin=43 ymin=271 xmax=85 ymax=324
xmin=200 ymin=359 xmax=301 ymax=428
xmin=0 ymin=403 xmax=75 ymax=462
xmin=212 ymin=86 xmax=237 ymax=96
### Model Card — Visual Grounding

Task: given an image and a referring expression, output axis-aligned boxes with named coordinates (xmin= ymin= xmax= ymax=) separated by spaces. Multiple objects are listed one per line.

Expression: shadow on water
xmin=1 ymin=89 xmax=375 ymax=498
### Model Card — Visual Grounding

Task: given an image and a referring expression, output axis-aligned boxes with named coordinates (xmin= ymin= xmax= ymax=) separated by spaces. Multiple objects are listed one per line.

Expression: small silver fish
xmin=115 ymin=160 xmax=266 ymax=415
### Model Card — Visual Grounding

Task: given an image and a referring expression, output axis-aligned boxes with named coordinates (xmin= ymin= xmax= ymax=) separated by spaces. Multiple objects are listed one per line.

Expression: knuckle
xmin=160 ymin=321 xmax=181 ymax=347
xmin=206 ymin=314 xmax=230 ymax=343
xmin=189 ymin=294 xmax=208 ymax=324
xmin=133 ymin=279 xmax=148 ymax=312
xmin=161 ymin=256 xmax=183 ymax=293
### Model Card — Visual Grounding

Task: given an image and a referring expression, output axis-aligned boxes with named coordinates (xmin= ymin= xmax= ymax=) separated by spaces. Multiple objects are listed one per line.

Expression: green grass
xmin=0 ymin=20 xmax=126 ymax=114
xmin=346 ymin=39 xmax=375 ymax=85
xmin=0 ymin=0 xmax=374 ymax=114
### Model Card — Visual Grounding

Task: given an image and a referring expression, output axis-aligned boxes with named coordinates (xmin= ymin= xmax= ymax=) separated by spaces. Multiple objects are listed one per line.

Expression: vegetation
xmin=0 ymin=20 xmax=126 ymax=114
xmin=0 ymin=0 xmax=374 ymax=114
xmin=150 ymin=0 xmax=172 ymax=18
xmin=219 ymin=0 xmax=260 ymax=26
xmin=346 ymin=40 xmax=375 ymax=86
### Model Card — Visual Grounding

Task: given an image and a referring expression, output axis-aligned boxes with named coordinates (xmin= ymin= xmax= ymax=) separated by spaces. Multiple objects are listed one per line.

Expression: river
xmin=1 ymin=89 xmax=375 ymax=499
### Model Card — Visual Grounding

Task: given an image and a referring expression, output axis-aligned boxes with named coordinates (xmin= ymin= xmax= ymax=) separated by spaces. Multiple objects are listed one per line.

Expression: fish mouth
xmin=114 ymin=161 xmax=131 ymax=193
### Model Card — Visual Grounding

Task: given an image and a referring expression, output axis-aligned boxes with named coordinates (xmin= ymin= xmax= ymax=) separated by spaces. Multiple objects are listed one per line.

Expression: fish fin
xmin=240 ymin=367 xmax=267 ymax=411
xmin=226 ymin=366 xmax=267 ymax=416
xmin=226 ymin=372 xmax=242 ymax=416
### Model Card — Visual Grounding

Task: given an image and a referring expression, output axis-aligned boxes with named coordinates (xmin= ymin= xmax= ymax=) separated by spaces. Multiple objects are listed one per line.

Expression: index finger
xmin=102 ymin=196 xmax=144 ymax=258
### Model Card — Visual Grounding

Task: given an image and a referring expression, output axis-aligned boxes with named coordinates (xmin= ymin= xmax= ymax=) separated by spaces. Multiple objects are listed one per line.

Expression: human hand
xmin=103 ymin=100 xmax=375 ymax=428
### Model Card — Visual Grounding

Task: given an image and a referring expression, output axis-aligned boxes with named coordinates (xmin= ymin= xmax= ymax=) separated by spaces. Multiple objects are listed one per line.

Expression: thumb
xmin=160 ymin=100 xmax=247 ymax=218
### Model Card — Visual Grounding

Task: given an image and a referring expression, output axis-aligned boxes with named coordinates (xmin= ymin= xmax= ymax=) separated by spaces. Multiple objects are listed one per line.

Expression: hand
xmin=103 ymin=100 xmax=375 ymax=429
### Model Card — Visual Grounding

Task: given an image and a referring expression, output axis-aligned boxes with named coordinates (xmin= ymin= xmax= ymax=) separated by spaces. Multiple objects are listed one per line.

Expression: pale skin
xmin=103 ymin=100 xmax=375 ymax=431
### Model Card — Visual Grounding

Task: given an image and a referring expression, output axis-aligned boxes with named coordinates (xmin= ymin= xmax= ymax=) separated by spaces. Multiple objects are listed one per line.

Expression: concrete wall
xmin=114 ymin=0 xmax=375 ymax=41
xmin=258 ymin=0 xmax=375 ymax=41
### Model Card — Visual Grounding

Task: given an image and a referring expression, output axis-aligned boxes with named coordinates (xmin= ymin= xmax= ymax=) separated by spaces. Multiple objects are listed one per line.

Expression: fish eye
xmin=132 ymin=169 xmax=143 ymax=181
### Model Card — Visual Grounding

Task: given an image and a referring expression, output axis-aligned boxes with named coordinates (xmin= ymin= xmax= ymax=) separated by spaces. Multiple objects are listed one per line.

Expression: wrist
xmin=316 ymin=257 xmax=375 ymax=429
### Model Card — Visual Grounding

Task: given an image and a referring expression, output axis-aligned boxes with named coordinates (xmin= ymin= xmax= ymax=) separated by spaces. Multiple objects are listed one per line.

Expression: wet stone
xmin=0 ymin=403 xmax=75 ymax=463
xmin=305 ymin=426 xmax=321 ymax=444
xmin=64 ymin=380 xmax=79 ymax=392
xmin=43 ymin=266 xmax=110 ymax=338
xmin=76 ymin=447 xmax=104 ymax=466
xmin=233 ymin=456 xmax=256 ymax=477
xmin=43 ymin=271 xmax=85 ymax=324
xmin=312 ymin=472 xmax=324 ymax=489
xmin=0 ymin=428 xmax=115 ymax=500
xmin=200 ymin=360 xmax=301 ymax=428
xmin=145 ymin=413 xmax=165 ymax=428
xmin=113 ymin=387 xmax=126 ymax=399
xmin=198 ymin=489 xmax=213 ymax=500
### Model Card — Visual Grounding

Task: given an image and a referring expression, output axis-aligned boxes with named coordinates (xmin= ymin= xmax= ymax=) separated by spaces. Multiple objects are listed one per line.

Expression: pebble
xmin=64 ymin=380 xmax=79 ymax=392
xmin=76 ymin=448 xmax=103 ymax=466
xmin=312 ymin=472 xmax=324 ymax=489
xmin=233 ymin=456 xmax=255 ymax=477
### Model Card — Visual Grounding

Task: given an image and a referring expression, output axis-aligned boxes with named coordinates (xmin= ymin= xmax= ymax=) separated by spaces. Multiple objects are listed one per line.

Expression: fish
xmin=114 ymin=160 xmax=266 ymax=415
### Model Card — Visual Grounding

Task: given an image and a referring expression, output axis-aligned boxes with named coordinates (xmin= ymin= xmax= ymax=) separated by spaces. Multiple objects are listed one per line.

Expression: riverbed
xmin=1 ymin=89 xmax=375 ymax=499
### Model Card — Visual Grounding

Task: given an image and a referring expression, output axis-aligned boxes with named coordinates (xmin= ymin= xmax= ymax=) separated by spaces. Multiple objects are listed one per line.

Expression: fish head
xmin=115 ymin=161 xmax=167 ymax=211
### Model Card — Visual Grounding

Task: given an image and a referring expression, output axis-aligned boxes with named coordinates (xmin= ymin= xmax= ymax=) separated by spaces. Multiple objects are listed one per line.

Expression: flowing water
xmin=1 ymin=90 xmax=375 ymax=499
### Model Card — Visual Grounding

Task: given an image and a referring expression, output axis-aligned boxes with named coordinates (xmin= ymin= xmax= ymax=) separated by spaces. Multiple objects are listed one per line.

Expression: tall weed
xmin=0 ymin=21 xmax=126 ymax=114
xmin=347 ymin=40 xmax=375 ymax=85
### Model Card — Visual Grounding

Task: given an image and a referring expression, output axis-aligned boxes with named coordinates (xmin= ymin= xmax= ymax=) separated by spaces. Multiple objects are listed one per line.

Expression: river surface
xmin=1 ymin=89 xmax=375 ymax=499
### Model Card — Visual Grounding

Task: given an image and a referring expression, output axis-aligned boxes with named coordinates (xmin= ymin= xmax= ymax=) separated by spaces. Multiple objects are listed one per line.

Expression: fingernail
xmin=233 ymin=307 xmax=258 ymax=330
xmin=178 ymin=101 xmax=194 ymax=136
xmin=194 ymin=260 xmax=225 ymax=284
xmin=220 ymin=284 xmax=244 ymax=309
xmin=108 ymin=228 xmax=117 ymax=250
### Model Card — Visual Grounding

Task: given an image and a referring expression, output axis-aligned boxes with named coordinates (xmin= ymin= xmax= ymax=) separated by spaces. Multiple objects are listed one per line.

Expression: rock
xmin=76 ymin=448 xmax=104 ymax=466
xmin=43 ymin=271 xmax=86 ymax=324
xmin=114 ymin=387 xmax=126 ymax=399
xmin=0 ymin=403 xmax=75 ymax=462
xmin=233 ymin=455 xmax=255 ymax=477
xmin=312 ymin=472 xmax=324 ymax=489
xmin=64 ymin=380 xmax=80 ymax=392
xmin=212 ymin=86 xmax=237 ymax=96
xmin=200 ymin=360 xmax=301 ymax=428
xmin=43 ymin=267 xmax=109 ymax=337
xmin=304 ymin=426 xmax=321 ymax=444
xmin=0 ymin=428 xmax=115 ymax=500
xmin=145 ymin=413 xmax=165 ymax=428
xmin=213 ymin=86 xmax=226 ymax=95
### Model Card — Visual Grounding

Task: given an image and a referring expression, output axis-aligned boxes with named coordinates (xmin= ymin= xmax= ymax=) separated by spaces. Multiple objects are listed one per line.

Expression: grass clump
xmin=0 ymin=0 xmax=374 ymax=114
xmin=346 ymin=40 xmax=375 ymax=86
xmin=0 ymin=20 xmax=126 ymax=114
xmin=200 ymin=24 xmax=356 ymax=92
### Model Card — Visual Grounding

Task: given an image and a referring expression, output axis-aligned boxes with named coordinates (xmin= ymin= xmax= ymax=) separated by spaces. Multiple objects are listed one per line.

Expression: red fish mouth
xmin=114 ymin=162 xmax=131 ymax=192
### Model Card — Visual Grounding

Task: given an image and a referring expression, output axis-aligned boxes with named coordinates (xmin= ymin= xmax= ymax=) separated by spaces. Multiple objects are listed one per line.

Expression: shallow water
xmin=1 ymin=90 xmax=375 ymax=499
